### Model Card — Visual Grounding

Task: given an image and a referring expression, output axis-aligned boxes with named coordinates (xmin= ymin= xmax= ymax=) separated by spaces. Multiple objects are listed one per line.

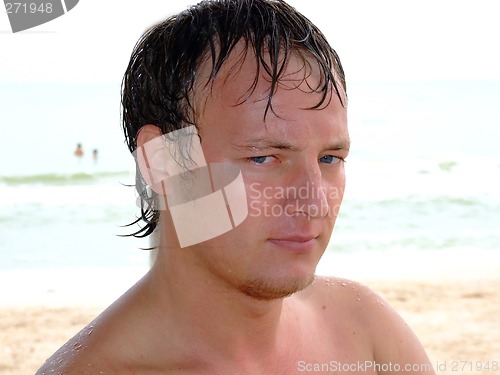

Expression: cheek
xmin=325 ymin=171 xmax=346 ymax=217
xmin=245 ymin=182 xmax=275 ymax=219
xmin=328 ymin=192 xmax=344 ymax=218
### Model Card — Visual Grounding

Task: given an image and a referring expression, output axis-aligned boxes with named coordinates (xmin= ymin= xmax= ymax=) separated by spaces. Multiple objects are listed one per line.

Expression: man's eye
xmin=250 ymin=156 xmax=274 ymax=164
xmin=319 ymin=155 xmax=343 ymax=164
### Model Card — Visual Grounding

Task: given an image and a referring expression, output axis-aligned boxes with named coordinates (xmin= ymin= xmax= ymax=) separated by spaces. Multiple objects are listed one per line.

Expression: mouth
xmin=268 ymin=235 xmax=318 ymax=253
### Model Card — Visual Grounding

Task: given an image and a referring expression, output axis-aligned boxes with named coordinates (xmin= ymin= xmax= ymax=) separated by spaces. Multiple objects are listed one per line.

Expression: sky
xmin=1 ymin=0 xmax=500 ymax=84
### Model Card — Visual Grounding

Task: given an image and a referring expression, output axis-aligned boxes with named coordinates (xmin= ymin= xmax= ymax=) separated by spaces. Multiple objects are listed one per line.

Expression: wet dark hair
xmin=121 ymin=0 xmax=346 ymax=238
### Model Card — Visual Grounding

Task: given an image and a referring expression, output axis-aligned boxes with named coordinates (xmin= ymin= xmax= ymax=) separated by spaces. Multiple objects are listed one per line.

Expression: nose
xmin=284 ymin=160 xmax=330 ymax=219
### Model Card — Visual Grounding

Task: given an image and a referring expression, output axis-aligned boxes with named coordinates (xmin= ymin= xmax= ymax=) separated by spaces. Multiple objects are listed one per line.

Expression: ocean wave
xmin=0 ymin=171 xmax=129 ymax=186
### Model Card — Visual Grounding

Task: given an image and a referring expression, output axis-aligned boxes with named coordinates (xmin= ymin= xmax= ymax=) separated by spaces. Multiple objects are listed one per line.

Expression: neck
xmin=145 ymin=241 xmax=298 ymax=361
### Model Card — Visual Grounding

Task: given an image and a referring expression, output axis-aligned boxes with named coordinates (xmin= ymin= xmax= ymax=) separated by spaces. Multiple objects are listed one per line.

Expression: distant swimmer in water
xmin=74 ymin=143 xmax=84 ymax=158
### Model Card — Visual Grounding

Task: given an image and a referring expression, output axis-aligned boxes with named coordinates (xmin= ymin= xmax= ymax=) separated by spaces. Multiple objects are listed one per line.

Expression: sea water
xmin=0 ymin=81 xmax=499 ymax=303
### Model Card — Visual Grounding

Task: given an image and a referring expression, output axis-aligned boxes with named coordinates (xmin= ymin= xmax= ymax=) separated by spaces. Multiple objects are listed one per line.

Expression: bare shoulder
xmin=35 ymin=318 xmax=111 ymax=374
xmin=36 ymin=279 xmax=182 ymax=374
xmin=36 ymin=283 xmax=146 ymax=374
xmin=305 ymin=276 xmax=436 ymax=374
xmin=35 ymin=303 xmax=159 ymax=374
xmin=302 ymin=276 xmax=386 ymax=335
xmin=306 ymin=276 xmax=385 ymax=313
xmin=307 ymin=276 xmax=411 ymax=329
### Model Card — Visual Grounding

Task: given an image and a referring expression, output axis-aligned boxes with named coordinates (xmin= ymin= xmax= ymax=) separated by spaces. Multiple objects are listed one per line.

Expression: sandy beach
xmin=1 ymin=255 xmax=499 ymax=374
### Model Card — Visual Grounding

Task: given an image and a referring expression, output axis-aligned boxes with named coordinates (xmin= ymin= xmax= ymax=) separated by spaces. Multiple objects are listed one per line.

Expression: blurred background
xmin=1 ymin=0 xmax=499 ymax=305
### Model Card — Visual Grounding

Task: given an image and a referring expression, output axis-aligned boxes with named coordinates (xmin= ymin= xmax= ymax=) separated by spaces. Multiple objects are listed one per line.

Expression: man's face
xmin=185 ymin=47 xmax=349 ymax=300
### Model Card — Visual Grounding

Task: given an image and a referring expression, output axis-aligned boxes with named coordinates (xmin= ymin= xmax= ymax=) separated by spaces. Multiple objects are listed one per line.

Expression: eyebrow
xmin=325 ymin=139 xmax=351 ymax=151
xmin=232 ymin=137 xmax=350 ymax=153
xmin=233 ymin=138 xmax=298 ymax=152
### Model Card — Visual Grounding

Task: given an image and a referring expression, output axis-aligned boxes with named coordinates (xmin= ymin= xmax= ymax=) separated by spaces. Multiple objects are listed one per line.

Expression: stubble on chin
xmin=238 ymin=274 xmax=316 ymax=301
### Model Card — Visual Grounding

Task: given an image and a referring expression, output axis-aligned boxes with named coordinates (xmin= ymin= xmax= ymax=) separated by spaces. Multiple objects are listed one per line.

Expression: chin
xmin=238 ymin=272 xmax=315 ymax=301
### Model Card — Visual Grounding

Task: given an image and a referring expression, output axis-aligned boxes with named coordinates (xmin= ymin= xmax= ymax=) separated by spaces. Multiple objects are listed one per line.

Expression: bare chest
xmin=285 ymin=331 xmax=377 ymax=374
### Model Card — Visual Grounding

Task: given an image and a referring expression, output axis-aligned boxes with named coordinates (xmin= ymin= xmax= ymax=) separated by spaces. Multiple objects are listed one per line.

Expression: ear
xmin=136 ymin=125 xmax=169 ymax=196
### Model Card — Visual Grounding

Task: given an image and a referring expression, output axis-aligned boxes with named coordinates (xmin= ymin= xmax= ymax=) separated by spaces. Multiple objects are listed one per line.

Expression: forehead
xmin=195 ymin=41 xmax=346 ymax=114
xmin=194 ymin=42 xmax=348 ymax=147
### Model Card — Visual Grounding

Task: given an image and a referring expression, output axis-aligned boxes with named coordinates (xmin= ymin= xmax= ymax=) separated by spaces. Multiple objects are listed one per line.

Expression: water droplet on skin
xmin=341 ymin=282 xmax=347 ymax=287
xmin=73 ymin=342 xmax=83 ymax=350
xmin=324 ymin=278 xmax=335 ymax=287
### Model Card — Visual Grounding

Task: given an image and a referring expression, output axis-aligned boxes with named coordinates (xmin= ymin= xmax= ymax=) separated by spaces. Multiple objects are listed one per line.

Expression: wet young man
xmin=37 ymin=0 xmax=436 ymax=373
